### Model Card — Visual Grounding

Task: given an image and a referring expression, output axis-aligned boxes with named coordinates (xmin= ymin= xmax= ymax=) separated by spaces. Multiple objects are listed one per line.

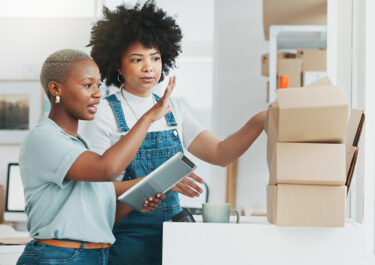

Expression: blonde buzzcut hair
xmin=40 ymin=49 xmax=91 ymax=99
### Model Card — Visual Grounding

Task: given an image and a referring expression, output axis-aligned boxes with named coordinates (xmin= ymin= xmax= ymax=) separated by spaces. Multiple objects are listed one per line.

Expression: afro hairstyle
xmin=88 ymin=0 xmax=183 ymax=88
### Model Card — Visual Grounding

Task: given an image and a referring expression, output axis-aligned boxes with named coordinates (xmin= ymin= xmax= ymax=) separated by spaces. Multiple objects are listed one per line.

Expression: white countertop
xmin=162 ymin=216 xmax=366 ymax=265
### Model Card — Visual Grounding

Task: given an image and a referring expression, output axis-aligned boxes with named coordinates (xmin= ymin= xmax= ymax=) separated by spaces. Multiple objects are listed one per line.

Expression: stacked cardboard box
xmin=265 ymin=83 xmax=348 ymax=227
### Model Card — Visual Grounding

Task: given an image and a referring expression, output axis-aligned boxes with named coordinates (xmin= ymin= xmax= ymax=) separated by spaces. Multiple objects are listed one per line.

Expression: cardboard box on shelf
xmin=261 ymin=52 xmax=296 ymax=77
xmin=277 ymin=58 xmax=302 ymax=88
xmin=269 ymin=142 xmax=346 ymax=185
xmin=297 ymin=49 xmax=327 ymax=71
xmin=303 ymin=71 xmax=327 ymax=86
xmin=268 ymin=85 xmax=348 ymax=143
xmin=267 ymin=184 xmax=346 ymax=227
xmin=263 ymin=0 xmax=327 ymax=40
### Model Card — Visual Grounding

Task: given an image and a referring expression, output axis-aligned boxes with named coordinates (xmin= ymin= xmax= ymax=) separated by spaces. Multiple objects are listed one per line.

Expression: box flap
xmin=276 ymin=85 xmax=347 ymax=109
xmin=306 ymin=76 xmax=332 ymax=87
xmin=346 ymin=146 xmax=359 ymax=194
xmin=346 ymin=109 xmax=365 ymax=149
xmin=266 ymin=185 xmax=277 ymax=224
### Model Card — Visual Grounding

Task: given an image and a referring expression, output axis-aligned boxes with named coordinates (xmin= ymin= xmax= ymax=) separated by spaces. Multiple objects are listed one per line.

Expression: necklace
xmin=121 ymin=89 xmax=156 ymax=120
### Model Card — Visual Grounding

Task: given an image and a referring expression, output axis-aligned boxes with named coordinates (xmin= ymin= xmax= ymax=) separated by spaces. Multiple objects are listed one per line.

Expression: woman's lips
xmin=87 ymin=104 xmax=98 ymax=114
xmin=140 ymin=77 xmax=154 ymax=83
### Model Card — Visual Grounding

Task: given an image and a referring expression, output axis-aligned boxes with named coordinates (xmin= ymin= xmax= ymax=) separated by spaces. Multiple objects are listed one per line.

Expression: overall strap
xmin=105 ymin=94 xmax=129 ymax=132
xmin=153 ymin=93 xmax=177 ymax=126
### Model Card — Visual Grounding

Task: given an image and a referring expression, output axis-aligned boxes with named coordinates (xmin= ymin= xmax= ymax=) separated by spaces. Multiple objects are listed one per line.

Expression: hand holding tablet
xmin=118 ymin=152 xmax=197 ymax=211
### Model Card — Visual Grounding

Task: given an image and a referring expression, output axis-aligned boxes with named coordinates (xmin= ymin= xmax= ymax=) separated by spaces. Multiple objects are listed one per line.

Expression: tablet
xmin=118 ymin=152 xmax=197 ymax=211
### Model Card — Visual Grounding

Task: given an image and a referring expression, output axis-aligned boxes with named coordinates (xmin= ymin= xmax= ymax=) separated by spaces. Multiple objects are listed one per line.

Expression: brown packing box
xmin=261 ymin=52 xmax=296 ymax=77
xmin=263 ymin=0 xmax=327 ymax=40
xmin=277 ymin=58 xmax=302 ymax=88
xmin=269 ymin=142 xmax=346 ymax=185
xmin=273 ymin=85 xmax=348 ymax=142
xmin=297 ymin=49 xmax=327 ymax=72
xmin=267 ymin=184 xmax=346 ymax=227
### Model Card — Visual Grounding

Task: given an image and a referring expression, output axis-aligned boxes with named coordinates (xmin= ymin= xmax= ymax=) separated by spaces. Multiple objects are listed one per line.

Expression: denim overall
xmin=106 ymin=94 xmax=182 ymax=265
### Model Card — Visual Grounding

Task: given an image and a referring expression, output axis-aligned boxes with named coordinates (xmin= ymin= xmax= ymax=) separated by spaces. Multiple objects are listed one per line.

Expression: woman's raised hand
xmin=145 ymin=76 xmax=176 ymax=122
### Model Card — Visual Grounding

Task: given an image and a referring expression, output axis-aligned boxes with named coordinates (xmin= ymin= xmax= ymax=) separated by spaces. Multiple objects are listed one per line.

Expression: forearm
xmin=115 ymin=201 xmax=133 ymax=223
xmin=190 ymin=111 xmax=265 ymax=167
xmin=215 ymin=113 xmax=265 ymax=166
xmin=101 ymin=114 xmax=153 ymax=177
xmin=112 ymin=178 xmax=144 ymax=197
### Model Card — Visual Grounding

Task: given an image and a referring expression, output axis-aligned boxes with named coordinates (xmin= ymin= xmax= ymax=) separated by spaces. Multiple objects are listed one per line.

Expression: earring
xmin=55 ymin=96 xmax=60 ymax=104
xmin=117 ymin=74 xmax=124 ymax=85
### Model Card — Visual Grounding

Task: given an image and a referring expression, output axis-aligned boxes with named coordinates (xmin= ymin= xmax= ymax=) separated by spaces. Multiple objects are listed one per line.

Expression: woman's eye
xmin=84 ymin=83 xmax=92 ymax=88
xmin=153 ymin=57 xmax=161 ymax=61
xmin=131 ymin=58 xmax=141 ymax=63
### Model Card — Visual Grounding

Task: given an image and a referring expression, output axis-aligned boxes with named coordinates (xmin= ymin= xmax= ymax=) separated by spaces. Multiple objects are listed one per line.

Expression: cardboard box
xmin=278 ymin=58 xmax=302 ymax=88
xmin=263 ymin=0 xmax=327 ymax=40
xmin=261 ymin=52 xmax=296 ymax=77
xmin=303 ymin=71 xmax=327 ymax=86
xmin=306 ymin=75 xmax=332 ymax=87
xmin=269 ymin=143 xmax=346 ymax=185
xmin=269 ymin=85 xmax=348 ymax=143
xmin=267 ymin=184 xmax=346 ymax=226
xmin=297 ymin=49 xmax=327 ymax=71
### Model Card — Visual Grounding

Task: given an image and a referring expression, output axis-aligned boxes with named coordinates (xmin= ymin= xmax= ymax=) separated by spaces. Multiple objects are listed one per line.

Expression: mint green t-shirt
xmin=19 ymin=118 xmax=116 ymax=244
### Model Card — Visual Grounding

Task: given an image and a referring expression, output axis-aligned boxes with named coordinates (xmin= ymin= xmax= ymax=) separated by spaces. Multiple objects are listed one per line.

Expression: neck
xmin=48 ymin=107 xmax=79 ymax=138
xmin=123 ymin=86 xmax=152 ymax=98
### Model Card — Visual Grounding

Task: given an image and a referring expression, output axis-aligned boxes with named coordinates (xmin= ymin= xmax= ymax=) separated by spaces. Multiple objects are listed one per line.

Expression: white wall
xmin=0 ymin=18 xmax=96 ymax=188
xmin=211 ymin=0 xmax=269 ymax=210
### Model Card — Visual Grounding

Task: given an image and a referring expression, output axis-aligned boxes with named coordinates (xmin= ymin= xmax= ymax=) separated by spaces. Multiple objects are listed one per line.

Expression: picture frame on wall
xmin=0 ymin=80 xmax=42 ymax=144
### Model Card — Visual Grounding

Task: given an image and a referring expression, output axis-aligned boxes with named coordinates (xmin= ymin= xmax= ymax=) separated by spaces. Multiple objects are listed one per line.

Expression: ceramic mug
xmin=202 ymin=203 xmax=240 ymax=223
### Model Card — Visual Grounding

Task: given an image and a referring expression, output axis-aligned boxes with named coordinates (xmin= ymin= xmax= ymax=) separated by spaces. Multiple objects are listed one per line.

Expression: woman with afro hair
xmin=79 ymin=1 xmax=266 ymax=264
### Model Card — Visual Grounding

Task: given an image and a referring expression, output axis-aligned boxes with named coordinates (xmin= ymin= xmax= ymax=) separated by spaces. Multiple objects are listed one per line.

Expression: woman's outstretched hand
xmin=141 ymin=193 xmax=166 ymax=212
xmin=145 ymin=76 xmax=176 ymax=122
xmin=171 ymin=173 xmax=204 ymax=198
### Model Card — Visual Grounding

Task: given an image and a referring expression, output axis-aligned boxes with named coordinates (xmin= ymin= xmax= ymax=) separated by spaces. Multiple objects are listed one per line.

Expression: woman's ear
xmin=48 ymin=81 xmax=60 ymax=98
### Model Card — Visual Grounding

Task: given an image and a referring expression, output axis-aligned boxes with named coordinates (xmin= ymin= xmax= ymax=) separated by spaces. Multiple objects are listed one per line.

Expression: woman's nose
xmin=142 ymin=60 xmax=153 ymax=72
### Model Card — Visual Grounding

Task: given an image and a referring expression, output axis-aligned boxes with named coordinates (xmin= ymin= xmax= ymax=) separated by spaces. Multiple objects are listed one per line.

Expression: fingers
xmin=160 ymin=76 xmax=176 ymax=104
xmin=171 ymin=176 xmax=203 ymax=198
xmin=181 ymin=178 xmax=203 ymax=194
xmin=187 ymin=173 xmax=204 ymax=184
xmin=141 ymin=193 xmax=166 ymax=212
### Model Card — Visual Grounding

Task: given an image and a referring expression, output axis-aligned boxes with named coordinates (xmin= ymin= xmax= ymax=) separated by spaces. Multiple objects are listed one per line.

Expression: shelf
xmin=268 ymin=25 xmax=327 ymax=102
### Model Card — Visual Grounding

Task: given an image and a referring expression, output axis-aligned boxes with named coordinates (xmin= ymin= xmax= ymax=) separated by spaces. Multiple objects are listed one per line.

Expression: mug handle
xmin=231 ymin=208 xmax=240 ymax=223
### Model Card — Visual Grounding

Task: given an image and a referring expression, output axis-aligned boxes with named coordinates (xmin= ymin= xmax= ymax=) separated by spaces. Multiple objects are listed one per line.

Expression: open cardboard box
xmin=266 ymin=85 xmax=348 ymax=143
xmin=267 ymin=184 xmax=346 ymax=227
xmin=269 ymin=142 xmax=346 ymax=185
